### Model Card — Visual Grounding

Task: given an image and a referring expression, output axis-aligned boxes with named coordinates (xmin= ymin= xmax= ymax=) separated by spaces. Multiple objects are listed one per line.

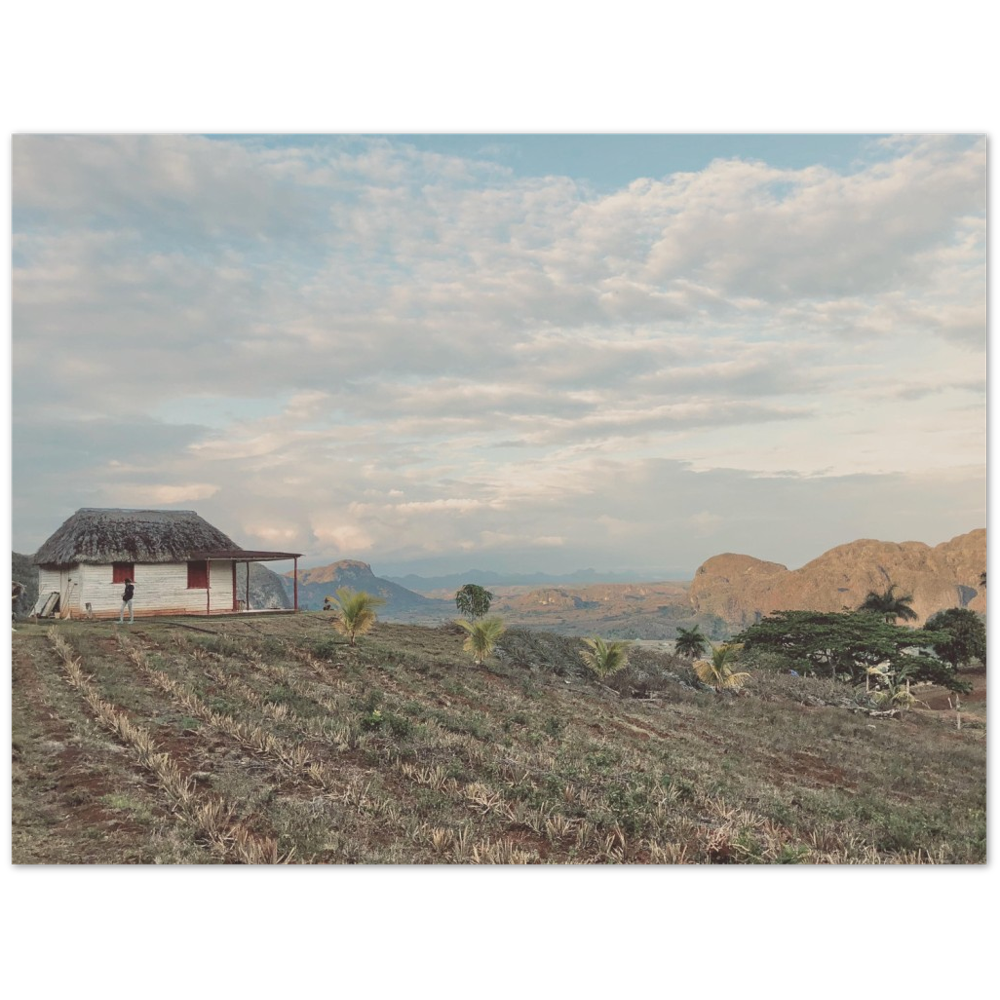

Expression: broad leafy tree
xmin=925 ymin=608 xmax=986 ymax=670
xmin=858 ymin=583 xmax=918 ymax=623
xmin=674 ymin=626 xmax=709 ymax=660
xmin=734 ymin=610 xmax=965 ymax=689
xmin=455 ymin=584 xmax=494 ymax=619
xmin=331 ymin=587 xmax=386 ymax=646
xmin=580 ymin=636 xmax=631 ymax=679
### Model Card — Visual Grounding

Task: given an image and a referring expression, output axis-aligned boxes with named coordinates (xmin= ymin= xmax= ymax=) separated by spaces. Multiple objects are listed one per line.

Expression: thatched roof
xmin=34 ymin=509 xmax=244 ymax=567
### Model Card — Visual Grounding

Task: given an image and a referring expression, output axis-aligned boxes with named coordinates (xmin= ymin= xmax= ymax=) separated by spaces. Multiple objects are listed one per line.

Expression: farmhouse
xmin=32 ymin=508 xmax=301 ymax=619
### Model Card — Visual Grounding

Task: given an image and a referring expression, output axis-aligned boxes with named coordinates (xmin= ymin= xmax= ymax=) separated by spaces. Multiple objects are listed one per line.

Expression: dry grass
xmin=11 ymin=614 xmax=986 ymax=864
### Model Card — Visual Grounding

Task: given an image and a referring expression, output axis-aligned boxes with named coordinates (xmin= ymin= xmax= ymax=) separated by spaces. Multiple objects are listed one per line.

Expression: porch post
xmin=246 ymin=563 xmax=250 ymax=611
xmin=293 ymin=557 xmax=299 ymax=612
xmin=232 ymin=562 xmax=237 ymax=611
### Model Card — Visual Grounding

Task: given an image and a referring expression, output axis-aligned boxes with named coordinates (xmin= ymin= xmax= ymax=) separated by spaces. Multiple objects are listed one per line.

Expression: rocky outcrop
xmin=504 ymin=588 xmax=600 ymax=611
xmin=284 ymin=560 xmax=451 ymax=616
xmin=238 ymin=563 xmax=292 ymax=610
xmin=689 ymin=530 xmax=986 ymax=629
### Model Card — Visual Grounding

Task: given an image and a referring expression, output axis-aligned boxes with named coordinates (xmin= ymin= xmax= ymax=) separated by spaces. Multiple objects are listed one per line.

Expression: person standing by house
xmin=119 ymin=577 xmax=135 ymax=624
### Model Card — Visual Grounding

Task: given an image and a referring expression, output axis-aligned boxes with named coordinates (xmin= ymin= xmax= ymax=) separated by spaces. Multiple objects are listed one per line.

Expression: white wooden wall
xmin=209 ymin=560 xmax=234 ymax=613
xmin=34 ymin=561 xmax=293 ymax=618
xmin=37 ymin=566 xmax=90 ymax=617
xmin=37 ymin=568 xmax=65 ymax=610
xmin=36 ymin=562 xmax=238 ymax=618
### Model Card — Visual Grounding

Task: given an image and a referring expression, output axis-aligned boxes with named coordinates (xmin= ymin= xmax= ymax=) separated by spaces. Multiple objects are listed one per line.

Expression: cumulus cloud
xmin=11 ymin=135 xmax=986 ymax=572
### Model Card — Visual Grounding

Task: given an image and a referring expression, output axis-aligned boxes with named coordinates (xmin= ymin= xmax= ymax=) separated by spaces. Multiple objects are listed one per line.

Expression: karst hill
xmin=688 ymin=529 xmax=986 ymax=628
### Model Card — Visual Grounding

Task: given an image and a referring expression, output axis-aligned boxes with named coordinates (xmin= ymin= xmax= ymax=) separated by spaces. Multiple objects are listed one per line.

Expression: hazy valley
xmin=274 ymin=528 xmax=986 ymax=639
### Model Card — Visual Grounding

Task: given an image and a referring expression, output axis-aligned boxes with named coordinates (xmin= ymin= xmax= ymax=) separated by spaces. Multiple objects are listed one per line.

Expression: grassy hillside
xmin=11 ymin=614 xmax=985 ymax=864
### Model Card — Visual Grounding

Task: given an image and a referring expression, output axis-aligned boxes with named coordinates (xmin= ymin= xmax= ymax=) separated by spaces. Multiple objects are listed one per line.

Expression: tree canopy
xmin=455 ymin=583 xmax=494 ymax=619
xmin=858 ymin=583 xmax=918 ymax=623
xmin=925 ymin=608 xmax=986 ymax=670
xmin=734 ymin=609 xmax=967 ymax=690
xmin=674 ymin=626 xmax=709 ymax=660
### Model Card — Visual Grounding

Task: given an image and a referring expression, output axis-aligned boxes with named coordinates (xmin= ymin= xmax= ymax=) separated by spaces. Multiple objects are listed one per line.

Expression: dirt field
xmin=11 ymin=614 xmax=987 ymax=863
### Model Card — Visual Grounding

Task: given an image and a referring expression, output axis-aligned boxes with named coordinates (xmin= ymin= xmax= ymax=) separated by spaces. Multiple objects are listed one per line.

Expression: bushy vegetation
xmin=693 ymin=644 xmax=750 ymax=693
xmin=925 ymin=608 xmax=986 ymax=670
xmin=734 ymin=610 xmax=969 ymax=691
xmin=580 ymin=637 xmax=631 ymax=679
xmin=456 ymin=616 xmax=506 ymax=665
xmin=11 ymin=552 xmax=38 ymax=618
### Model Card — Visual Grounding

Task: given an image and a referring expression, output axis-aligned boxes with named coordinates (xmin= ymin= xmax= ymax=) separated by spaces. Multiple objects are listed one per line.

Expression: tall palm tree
xmin=674 ymin=626 xmax=708 ymax=660
xmin=858 ymin=583 xmax=918 ymax=623
xmin=580 ymin=636 xmax=631 ymax=679
xmin=457 ymin=616 xmax=506 ymax=666
xmin=331 ymin=587 xmax=386 ymax=646
xmin=694 ymin=643 xmax=751 ymax=693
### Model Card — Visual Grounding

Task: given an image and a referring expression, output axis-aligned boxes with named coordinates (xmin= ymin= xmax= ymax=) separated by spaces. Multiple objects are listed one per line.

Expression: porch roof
xmin=192 ymin=549 xmax=302 ymax=562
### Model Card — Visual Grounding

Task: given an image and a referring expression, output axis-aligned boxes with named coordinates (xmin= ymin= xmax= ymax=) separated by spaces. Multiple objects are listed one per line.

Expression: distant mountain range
xmin=384 ymin=567 xmax=685 ymax=594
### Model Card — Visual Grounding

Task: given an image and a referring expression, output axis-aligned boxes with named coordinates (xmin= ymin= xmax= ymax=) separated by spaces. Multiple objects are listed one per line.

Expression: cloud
xmin=689 ymin=511 xmax=724 ymax=535
xmin=113 ymin=483 xmax=220 ymax=505
xmin=310 ymin=521 xmax=373 ymax=553
xmin=11 ymin=135 xmax=986 ymax=573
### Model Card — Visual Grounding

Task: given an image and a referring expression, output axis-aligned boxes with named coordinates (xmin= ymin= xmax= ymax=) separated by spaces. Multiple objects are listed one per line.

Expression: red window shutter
xmin=187 ymin=561 xmax=209 ymax=589
xmin=112 ymin=562 xmax=134 ymax=583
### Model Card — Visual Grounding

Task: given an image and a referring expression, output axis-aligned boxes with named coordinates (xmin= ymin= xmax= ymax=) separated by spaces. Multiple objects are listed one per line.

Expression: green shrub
xmin=360 ymin=708 xmax=384 ymax=731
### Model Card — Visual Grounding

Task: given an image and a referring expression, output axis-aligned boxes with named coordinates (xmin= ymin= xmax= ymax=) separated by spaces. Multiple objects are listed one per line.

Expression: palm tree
xmin=694 ymin=643 xmax=751 ymax=693
xmin=674 ymin=626 xmax=708 ymax=660
xmin=580 ymin=636 xmax=631 ymax=679
xmin=456 ymin=616 xmax=506 ymax=666
xmin=330 ymin=587 xmax=386 ymax=646
xmin=858 ymin=583 xmax=918 ymax=623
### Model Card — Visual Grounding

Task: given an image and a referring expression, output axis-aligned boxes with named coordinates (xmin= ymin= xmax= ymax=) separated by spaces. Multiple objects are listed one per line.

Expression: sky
xmin=10 ymin=133 xmax=986 ymax=577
